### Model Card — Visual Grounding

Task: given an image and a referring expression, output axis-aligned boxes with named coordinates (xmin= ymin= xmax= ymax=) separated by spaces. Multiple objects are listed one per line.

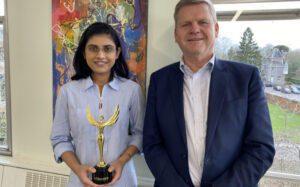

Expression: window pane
xmin=0 ymin=0 xmax=3 ymax=16
xmin=216 ymin=19 xmax=300 ymax=185
xmin=0 ymin=24 xmax=6 ymax=148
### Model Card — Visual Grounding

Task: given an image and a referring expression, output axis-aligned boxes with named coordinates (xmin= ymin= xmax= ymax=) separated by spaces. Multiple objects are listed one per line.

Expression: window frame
xmin=215 ymin=1 xmax=300 ymax=184
xmin=212 ymin=0 xmax=300 ymax=4
xmin=0 ymin=0 xmax=12 ymax=155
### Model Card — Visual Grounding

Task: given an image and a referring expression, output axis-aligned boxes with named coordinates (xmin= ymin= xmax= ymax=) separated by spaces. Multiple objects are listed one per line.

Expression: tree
xmin=236 ymin=27 xmax=263 ymax=72
xmin=261 ymin=43 xmax=274 ymax=57
xmin=286 ymin=49 xmax=300 ymax=83
xmin=215 ymin=36 xmax=233 ymax=60
xmin=227 ymin=46 xmax=239 ymax=61
xmin=274 ymin=45 xmax=290 ymax=53
xmin=274 ymin=45 xmax=290 ymax=61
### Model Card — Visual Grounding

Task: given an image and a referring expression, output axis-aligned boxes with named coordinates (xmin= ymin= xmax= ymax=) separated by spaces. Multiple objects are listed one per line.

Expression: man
xmin=143 ymin=0 xmax=275 ymax=186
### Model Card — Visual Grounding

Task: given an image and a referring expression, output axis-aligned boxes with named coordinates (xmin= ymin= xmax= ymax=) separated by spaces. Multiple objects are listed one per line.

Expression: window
xmin=277 ymin=76 xmax=281 ymax=81
xmin=0 ymin=0 xmax=11 ymax=155
xmin=215 ymin=1 xmax=300 ymax=186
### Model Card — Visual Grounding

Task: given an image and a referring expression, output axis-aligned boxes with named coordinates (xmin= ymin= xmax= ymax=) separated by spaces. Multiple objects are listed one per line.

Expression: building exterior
xmin=263 ymin=48 xmax=288 ymax=86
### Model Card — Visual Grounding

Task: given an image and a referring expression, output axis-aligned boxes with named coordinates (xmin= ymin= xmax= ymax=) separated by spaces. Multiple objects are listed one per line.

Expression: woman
xmin=50 ymin=22 xmax=144 ymax=187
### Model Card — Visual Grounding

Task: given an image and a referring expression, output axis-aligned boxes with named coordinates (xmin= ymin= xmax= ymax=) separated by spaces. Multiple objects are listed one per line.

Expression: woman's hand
xmin=74 ymin=165 xmax=104 ymax=187
xmin=101 ymin=145 xmax=139 ymax=186
xmin=61 ymin=152 xmax=104 ymax=187
xmin=104 ymin=158 xmax=126 ymax=186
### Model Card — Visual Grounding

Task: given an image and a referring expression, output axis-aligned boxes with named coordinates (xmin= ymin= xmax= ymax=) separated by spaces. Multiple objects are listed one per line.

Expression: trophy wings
xmin=86 ymin=104 xmax=99 ymax=126
xmin=86 ymin=104 xmax=119 ymax=127
xmin=103 ymin=105 xmax=119 ymax=127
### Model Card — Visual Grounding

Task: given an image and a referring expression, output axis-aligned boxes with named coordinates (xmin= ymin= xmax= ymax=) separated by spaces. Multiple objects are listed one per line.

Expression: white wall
xmin=7 ymin=0 xmax=53 ymax=163
xmin=146 ymin=0 xmax=181 ymax=85
xmin=4 ymin=0 xmax=181 ymax=179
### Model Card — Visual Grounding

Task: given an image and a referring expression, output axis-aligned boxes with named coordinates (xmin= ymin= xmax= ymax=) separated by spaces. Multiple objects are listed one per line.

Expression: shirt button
xmin=182 ymin=154 xmax=187 ymax=159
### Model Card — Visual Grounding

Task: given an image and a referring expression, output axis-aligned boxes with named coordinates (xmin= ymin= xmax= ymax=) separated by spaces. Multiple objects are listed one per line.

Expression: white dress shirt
xmin=179 ymin=56 xmax=214 ymax=186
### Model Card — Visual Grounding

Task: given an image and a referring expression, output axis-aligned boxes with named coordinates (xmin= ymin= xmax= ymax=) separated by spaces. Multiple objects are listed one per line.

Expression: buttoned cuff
xmin=53 ymin=142 xmax=75 ymax=163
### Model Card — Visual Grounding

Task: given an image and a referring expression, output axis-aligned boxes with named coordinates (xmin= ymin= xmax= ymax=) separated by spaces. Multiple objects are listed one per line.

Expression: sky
xmin=218 ymin=20 xmax=300 ymax=50
xmin=215 ymin=1 xmax=300 ymax=50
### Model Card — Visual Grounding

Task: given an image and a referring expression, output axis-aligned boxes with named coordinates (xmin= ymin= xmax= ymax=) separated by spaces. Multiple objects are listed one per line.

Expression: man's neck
xmin=183 ymin=54 xmax=213 ymax=73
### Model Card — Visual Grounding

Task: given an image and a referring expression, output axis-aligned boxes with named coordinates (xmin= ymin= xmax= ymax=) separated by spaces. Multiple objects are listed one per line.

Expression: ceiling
xmin=212 ymin=0 xmax=300 ymax=21
xmin=212 ymin=0 xmax=300 ymax=4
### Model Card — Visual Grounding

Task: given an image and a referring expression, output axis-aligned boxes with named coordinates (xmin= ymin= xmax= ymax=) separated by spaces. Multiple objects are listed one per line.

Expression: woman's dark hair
xmin=71 ymin=22 xmax=129 ymax=80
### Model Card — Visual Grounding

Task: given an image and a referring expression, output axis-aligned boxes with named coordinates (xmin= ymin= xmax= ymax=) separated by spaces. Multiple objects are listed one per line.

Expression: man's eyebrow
xmin=178 ymin=20 xmax=191 ymax=25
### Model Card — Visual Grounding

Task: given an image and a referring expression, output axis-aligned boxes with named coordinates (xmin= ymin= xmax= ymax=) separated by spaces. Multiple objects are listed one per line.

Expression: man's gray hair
xmin=174 ymin=0 xmax=217 ymax=25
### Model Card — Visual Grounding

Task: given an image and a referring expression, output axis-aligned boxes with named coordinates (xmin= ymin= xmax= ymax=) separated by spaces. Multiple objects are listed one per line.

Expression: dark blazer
xmin=143 ymin=58 xmax=275 ymax=187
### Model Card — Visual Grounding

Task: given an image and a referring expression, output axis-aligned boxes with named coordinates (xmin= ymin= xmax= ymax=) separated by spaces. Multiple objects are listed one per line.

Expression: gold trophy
xmin=87 ymin=104 xmax=119 ymax=184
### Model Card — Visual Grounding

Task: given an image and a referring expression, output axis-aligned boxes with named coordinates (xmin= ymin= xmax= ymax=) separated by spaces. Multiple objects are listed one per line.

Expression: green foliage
xmin=285 ymin=77 xmax=300 ymax=85
xmin=227 ymin=46 xmax=239 ymax=61
xmin=215 ymin=36 xmax=233 ymax=59
xmin=236 ymin=27 xmax=263 ymax=72
xmin=274 ymin=45 xmax=290 ymax=53
xmin=0 ymin=112 xmax=6 ymax=145
xmin=286 ymin=50 xmax=300 ymax=82
xmin=261 ymin=43 xmax=274 ymax=57
xmin=269 ymin=103 xmax=300 ymax=143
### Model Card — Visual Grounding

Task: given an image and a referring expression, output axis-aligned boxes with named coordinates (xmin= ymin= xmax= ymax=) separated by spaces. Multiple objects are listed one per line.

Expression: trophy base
xmin=92 ymin=164 xmax=112 ymax=184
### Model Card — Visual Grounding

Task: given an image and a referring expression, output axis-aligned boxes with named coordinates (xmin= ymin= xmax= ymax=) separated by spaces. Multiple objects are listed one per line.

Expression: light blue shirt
xmin=50 ymin=76 xmax=145 ymax=187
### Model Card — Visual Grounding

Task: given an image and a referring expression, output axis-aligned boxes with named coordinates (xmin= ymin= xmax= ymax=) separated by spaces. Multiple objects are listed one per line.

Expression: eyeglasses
xmin=86 ymin=44 xmax=116 ymax=54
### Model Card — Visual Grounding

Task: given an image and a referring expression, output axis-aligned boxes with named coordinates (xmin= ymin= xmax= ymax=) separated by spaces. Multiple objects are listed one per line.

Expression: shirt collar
xmin=179 ymin=54 xmax=215 ymax=75
xmin=79 ymin=75 xmax=120 ymax=91
xmin=108 ymin=75 xmax=120 ymax=90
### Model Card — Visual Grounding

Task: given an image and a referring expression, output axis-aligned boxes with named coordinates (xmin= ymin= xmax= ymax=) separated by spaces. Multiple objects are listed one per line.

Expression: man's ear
xmin=215 ymin=22 xmax=219 ymax=38
xmin=174 ymin=28 xmax=178 ymax=43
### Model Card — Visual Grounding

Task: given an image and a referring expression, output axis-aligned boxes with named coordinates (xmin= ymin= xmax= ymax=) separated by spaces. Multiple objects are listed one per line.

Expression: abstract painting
xmin=52 ymin=0 xmax=148 ymax=112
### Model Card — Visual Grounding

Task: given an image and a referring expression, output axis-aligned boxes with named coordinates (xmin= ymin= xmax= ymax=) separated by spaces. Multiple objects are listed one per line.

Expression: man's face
xmin=174 ymin=3 xmax=219 ymax=59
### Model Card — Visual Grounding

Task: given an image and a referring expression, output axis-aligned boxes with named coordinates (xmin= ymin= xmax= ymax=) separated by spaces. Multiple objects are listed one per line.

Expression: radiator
xmin=0 ymin=165 xmax=68 ymax=187
xmin=0 ymin=164 xmax=154 ymax=187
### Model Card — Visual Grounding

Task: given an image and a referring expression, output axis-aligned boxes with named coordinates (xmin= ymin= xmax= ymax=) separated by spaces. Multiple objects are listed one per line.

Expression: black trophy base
xmin=92 ymin=164 xmax=112 ymax=184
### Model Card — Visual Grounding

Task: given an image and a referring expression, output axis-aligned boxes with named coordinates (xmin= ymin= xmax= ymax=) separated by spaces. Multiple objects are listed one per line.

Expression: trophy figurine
xmin=87 ymin=104 xmax=119 ymax=184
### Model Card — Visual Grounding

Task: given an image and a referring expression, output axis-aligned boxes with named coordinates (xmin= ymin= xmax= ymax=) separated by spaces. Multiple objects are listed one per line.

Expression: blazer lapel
xmin=169 ymin=64 xmax=188 ymax=148
xmin=205 ymin=58 xmax=227 ymax=153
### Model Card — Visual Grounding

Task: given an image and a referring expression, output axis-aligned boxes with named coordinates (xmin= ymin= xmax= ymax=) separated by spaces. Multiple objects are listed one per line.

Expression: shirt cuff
xmin=53 ymin=142 xmax=75 ymax=163
xmin=128 ymin=134 xmax=143 ymax=153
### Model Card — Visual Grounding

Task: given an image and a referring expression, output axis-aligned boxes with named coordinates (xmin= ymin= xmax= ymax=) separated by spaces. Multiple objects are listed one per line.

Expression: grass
xmin=268 ymin=103 xmax=300 ymax=143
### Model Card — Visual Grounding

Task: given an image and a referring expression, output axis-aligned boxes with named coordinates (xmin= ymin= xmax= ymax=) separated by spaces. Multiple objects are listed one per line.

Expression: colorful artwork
xmin=52 ymin=0 xmax=148 ymax=112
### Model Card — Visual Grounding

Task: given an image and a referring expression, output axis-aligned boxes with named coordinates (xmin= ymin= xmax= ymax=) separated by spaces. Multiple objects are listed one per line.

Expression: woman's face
xmin=84 ymin=34 xmax=121 ymax=78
